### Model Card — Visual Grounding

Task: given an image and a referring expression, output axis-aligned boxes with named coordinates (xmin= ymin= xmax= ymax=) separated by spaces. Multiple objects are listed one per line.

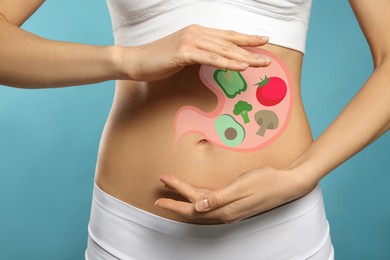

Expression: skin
xmin=155 ymin=0 xmax=390 ymax=223
xmin=0 ymin=0 xmax=389 ymax=227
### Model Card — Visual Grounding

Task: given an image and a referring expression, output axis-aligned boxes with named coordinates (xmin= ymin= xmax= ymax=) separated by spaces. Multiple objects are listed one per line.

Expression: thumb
xmin=194 ymin=186 xmax=242 ymax=212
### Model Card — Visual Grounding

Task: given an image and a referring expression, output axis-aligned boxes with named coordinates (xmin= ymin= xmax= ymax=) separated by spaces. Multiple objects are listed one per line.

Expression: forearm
xmin=0 ymin=19 xmax=124 ymax=88
xmin=287 ymin=59 xmax=390 ymax=183
xmin=0 ymin=18 xmax=270 ymax=89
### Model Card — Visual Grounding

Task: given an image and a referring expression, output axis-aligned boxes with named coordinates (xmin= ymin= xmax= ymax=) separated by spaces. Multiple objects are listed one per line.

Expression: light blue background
xmin=0 ymin=1 xmax=389 ymax=259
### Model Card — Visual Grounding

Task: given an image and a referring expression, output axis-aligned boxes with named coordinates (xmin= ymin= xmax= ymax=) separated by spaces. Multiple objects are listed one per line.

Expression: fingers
xmin=182 ymin=48 xmax=271 ymax=72
xmin=156 ymin=174 xmax=255 ymax=223
xmin=200 ymin=25 xmax=269 ymax=47
xmin=126 ymin=24 xmax=272 ymax=81
xmin=195 ymin=182 xmax=249 ymax=212
xmin=215 ymin=29 xmax=269 ymax=47
xmin=186 ymin=49 xmax=252 ymax=71
xmin=154 ymin=198 xmax=198 ymax=217
xmin=204 ymin=27 xmax=272 ymax=67
xmin=159 ymin=174 xmax=206 ymax=203
xmin=159 ymin=173 xmax=250 ymax=213
xmin=155 ymin=197 xmax=251 ymax=224
xmin=196 ymin=37 xmax=272 ymax=67
xmin=175 ymin=25 xmax=272 ymax=70
xmin=156 ymin=174 xmax=249 ymax=222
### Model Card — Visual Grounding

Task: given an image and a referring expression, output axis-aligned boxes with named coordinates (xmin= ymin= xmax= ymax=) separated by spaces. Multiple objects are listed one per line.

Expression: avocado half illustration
xmin=215 ymin=114 xmax=245 ymax=147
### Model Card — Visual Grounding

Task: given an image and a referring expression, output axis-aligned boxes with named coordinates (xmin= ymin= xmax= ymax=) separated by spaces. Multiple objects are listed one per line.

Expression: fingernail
xmin=259 ymin=36 xmax=269 ymax=41
xmin=256 ymin=55 xmax=266 ymax=61
xmin=238 ymin=62 xmax=249 ymax=68
xmin=195 ymin=198 xmax=209 ymax=212
xmin=256 ymin=56 xmax=272 ymax=65
xmin=160 ymin=176 xmax=169 ymax=184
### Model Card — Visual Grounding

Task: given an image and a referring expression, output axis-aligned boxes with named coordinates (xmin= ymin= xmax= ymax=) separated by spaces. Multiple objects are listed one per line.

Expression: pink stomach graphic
xmin=174 ymin=47 xmax=294 ymax=152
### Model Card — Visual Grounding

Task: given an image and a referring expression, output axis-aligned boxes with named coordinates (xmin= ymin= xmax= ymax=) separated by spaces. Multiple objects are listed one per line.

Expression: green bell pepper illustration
xmin=213 ymin=69 xmax=247 ymax=99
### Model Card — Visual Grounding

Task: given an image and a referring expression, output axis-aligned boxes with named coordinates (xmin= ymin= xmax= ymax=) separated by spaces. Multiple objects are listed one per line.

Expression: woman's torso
xmin=94 ymin=42 xmax=313 ymax=224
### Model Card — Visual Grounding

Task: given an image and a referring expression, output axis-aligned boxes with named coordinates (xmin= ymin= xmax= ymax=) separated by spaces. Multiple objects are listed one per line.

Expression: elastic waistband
xmin=92 ymin=182 xmax=324 ymax=241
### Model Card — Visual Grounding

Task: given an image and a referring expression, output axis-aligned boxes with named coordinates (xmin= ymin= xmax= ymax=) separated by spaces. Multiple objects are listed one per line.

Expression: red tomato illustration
xmin=254 ymin=76 xmax=287 ymax=106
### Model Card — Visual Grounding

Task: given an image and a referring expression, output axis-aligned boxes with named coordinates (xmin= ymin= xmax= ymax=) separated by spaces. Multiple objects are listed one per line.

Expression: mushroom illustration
xmin=254 ymin=110 xmax=279 ymax=136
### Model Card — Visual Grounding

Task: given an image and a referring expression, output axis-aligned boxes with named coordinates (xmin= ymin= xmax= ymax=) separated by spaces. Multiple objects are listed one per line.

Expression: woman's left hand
xmin=155 ymin=167 xmax=317 ymax=223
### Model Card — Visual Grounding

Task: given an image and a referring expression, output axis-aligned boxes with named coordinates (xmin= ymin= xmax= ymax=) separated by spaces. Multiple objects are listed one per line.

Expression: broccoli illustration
xmin=233 ymin=100 xmax=253 ymax=124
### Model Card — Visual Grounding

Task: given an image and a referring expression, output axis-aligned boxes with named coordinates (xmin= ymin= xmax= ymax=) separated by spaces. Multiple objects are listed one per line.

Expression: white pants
xmin=86 ymin=183 xmax=334 ymax=260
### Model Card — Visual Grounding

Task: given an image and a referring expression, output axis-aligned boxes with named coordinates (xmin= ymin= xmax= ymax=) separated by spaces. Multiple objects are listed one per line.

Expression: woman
xmin=0 ymin=0 xmax=389 ymax=259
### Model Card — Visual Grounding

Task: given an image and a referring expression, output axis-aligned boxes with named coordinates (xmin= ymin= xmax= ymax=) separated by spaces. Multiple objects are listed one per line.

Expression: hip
xmin=86 ymin=182 xmax=333 ymax=260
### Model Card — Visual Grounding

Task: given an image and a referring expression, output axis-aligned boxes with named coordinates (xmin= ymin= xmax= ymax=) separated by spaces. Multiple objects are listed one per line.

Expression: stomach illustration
xmin=173 ymin=47 xmax=294 ymax=152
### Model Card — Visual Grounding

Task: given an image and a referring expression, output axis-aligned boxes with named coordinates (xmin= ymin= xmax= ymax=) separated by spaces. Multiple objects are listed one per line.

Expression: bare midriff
xmin=95 ymin=44 xmax=313 ymax=224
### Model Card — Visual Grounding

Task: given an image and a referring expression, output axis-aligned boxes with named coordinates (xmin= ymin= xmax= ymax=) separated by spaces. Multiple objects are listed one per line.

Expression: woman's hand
xmin=118 ymin=24 xmax=271 ymax=82
xmin=154 ymin=167 xmax=317 ymax=224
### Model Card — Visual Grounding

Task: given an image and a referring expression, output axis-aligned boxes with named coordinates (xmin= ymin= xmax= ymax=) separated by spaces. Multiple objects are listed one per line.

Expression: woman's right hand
xmin=117 ymin=24 xmax=271 ymax=82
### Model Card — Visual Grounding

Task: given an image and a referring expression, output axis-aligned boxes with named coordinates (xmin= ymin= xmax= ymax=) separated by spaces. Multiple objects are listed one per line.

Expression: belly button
xmin=198 ymin=138 xmax=209 ymax=145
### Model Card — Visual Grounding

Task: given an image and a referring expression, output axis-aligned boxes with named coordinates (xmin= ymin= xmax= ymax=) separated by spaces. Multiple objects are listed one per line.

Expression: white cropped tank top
xmin=106 ymin=0 xmax=312 ymax=53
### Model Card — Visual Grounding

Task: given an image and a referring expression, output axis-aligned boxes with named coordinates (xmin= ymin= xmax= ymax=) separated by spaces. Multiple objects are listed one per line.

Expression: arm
xmin=155 ymin=0 xmax=390 ymax=223
xmin=285 ymin=0 xmax=390 ymax=182
xmin=0 ymin=0 xmax=270 ymax=89
xmin=0 ymin=0 xmax=120 ymax=88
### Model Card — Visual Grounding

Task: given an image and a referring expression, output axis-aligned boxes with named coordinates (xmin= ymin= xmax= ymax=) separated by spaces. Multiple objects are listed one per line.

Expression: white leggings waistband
xmin=86 ymin=183 xmax=334 ymax=260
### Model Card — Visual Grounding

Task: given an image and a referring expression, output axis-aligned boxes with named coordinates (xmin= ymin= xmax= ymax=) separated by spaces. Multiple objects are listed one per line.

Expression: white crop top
xmin=106 ymin=0 xmax=312 ymax=53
